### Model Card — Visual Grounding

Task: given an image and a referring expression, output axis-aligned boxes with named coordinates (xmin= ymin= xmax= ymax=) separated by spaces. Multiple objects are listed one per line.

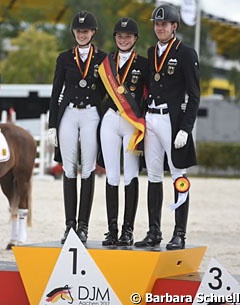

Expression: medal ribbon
xmin=74 ymin=45 xmax=93 ymax=79
xmin=154 ymin=37 xmax=176 ymax=72
xmin=116 ymin=50 xmax=136 ymax=85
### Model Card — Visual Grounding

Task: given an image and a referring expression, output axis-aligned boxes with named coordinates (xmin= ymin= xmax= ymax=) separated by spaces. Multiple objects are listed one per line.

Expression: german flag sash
xmin=98 ymin=54 xmax=145 ymax=153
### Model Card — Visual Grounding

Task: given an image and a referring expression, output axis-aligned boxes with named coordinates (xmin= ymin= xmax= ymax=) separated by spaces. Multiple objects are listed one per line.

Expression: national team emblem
xmin=167 ymin=65 xmax=175 ymax=75
xmin=131 ymin=69 xmax=141 ymax=84
xmin=167 ymin=58 xmax=177 ymax=75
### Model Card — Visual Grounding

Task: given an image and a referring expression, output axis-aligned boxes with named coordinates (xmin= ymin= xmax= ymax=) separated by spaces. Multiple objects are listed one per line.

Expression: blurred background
xmin=0 ymin=0 xmax=239 ymax=177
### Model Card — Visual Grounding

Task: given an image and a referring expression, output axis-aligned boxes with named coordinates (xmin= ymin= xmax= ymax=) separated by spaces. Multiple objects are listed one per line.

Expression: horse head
xmin=46 ymin=284 xmax=74 ymax=304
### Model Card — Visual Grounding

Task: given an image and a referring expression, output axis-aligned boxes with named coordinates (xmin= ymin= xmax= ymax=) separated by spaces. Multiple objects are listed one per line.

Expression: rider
xmin=98 ymin=17 xmax=148 ymax=246
xmin=48 ymin=11 xmax=106 ymax=244
xmin=134 ymin=4 xmax=200 ymax=250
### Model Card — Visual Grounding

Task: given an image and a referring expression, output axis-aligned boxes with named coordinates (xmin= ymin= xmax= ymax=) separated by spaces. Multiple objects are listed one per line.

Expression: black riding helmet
xmin=113 ymin=17 xmax=139 ymax=37
xmin=71 ymin=11 xmax=98 ymax=32
xmin=151 ymin=4 xmax=180 ymax=29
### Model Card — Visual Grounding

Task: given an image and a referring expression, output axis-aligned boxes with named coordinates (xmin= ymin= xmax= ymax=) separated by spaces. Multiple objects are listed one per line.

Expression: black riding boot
xmin=134 ymin=181 xmax=163 ymax=247
xmin=102 ymin=181 xmax=119 ymax=246
xmin=76 ymin=171 xmax=95 ymax=243
xmin=61 ymin=174 xmax=77 ymax=244
xmin=117 ymin=177 xmax=139 ymax=246
xmin=166 ymin=187 xmax=189 ymax=250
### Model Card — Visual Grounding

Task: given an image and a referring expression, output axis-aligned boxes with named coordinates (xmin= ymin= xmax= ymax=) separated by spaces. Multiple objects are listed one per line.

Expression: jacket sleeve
xmin=48 ymin=53 xmax=65 ymax=128
xmin=180 ymin=46 xmax=200 ymax=134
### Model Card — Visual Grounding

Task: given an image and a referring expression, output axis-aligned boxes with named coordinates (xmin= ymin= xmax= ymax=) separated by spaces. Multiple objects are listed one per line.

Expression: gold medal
xmin=117 ymin=85 xmax=125 ymax=94
xmin=154 ymin=72 xmax=160 ymax=82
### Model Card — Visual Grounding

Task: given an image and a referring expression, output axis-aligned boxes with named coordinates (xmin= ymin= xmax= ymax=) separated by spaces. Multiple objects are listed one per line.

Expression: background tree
xmin=0 ymin=25 xmax=59 ymax=83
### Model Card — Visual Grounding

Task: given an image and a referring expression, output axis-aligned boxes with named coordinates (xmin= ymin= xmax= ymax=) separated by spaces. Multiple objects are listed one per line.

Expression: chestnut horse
xmin=0 ymin=123 xmax=36 ymax=249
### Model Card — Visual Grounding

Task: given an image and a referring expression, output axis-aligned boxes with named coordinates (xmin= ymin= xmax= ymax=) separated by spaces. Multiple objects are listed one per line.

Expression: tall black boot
xmin=102 ymin=181 xmax=119 ymax=246
xmin=117 ymin=177 xmax=139 ymax=246
xmin=76 ymin=171 xmax=95 ymax=243
xmin=61 ymin=174 xmax=77 ymax=244
xmin=134 ymin=181 xmax=163 ymax=247
xmin=166 ymin=187 xmax=189 ymax=250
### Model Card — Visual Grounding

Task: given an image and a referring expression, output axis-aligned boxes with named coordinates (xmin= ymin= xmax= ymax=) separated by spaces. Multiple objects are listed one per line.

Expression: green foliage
xmin=197 ymin=142 xmax=240 ymax=172
xmin=0 ymin=25 xmax=59 ymax=83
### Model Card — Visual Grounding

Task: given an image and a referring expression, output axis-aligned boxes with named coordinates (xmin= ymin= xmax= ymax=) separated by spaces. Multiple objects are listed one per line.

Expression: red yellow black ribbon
xmin=116 ymin=50 xmax=136 ymax=85
xmin=74 ymin=45 xmax=93 ymax=79
xmin=154 ymin=37 xmax=176 ymax=73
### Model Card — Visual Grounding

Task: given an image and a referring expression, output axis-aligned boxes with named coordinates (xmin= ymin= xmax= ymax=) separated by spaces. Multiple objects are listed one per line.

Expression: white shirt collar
xmin=78 ymin=46 xmax=90 ymax=62
xmin=157 ymin=41 xmax=168 ymax=57
xmin=118 ymin=50 xmax=132 ymax=68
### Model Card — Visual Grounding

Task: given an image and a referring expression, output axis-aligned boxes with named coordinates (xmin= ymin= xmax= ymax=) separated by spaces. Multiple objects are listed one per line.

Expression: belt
xmin=148 ymin=108 xmax=168 ymax=115
xmin=69 ymin=102 xmax=92 ymax=109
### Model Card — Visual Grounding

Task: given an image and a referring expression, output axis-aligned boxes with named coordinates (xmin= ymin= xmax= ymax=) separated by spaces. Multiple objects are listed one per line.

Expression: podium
xmin=0 ymin=261 xmax=29 ymax=305
xmin=9 ymin=238 xmax=207 ymax=305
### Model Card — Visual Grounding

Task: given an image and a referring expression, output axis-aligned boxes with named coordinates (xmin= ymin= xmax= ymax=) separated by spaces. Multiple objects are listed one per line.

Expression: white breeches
xmin=59 ymin=106 xmax=100 ymax=179
xmin=144 ymin=112 xmax=186 ymax=183
xmin=100 ymin=109 xmax=139 ymax=186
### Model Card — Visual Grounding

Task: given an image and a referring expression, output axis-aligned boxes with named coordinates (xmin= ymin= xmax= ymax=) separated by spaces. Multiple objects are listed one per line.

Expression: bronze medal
xmin=79 ymin=79 xmax=87 ymax=88
xmin=117 ymin=85 xmax=125 ymax=94
xmin=154 ymin=72 xmax=160 ymax=82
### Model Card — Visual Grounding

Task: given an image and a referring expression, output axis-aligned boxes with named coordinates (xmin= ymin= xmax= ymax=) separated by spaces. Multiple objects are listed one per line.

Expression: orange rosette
xmin=174 ymin=177 xmax=190 ymax=193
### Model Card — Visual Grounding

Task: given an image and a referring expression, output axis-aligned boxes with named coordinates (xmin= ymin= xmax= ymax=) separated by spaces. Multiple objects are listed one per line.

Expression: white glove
xmin=48 ymin=128 xmax=58 ymax=146
xmin=174 ymin=130 xmax=188 ymax=149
